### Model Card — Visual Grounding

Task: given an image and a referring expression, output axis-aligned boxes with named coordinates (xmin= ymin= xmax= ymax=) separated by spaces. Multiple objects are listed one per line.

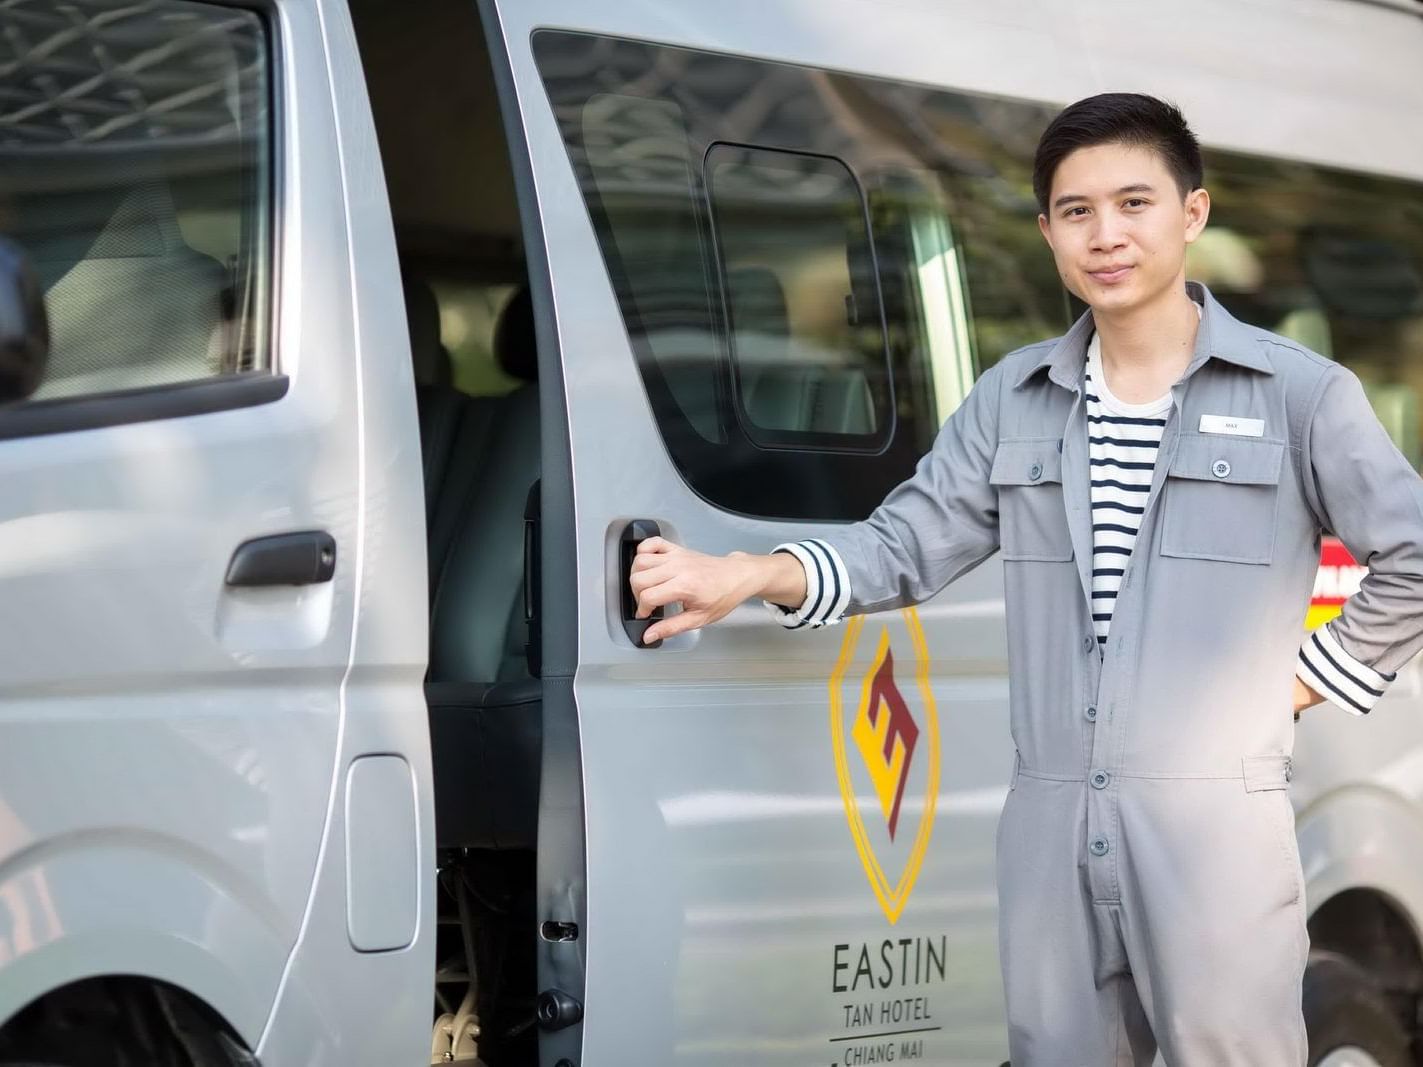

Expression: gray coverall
xmin=772 ymin=282 xmax=1423 ymax=1064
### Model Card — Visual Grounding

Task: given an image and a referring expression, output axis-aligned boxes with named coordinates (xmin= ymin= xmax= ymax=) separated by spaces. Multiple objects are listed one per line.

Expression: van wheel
xmin=1304 ymin=951 xmax=1410 ymax=1067
xmin=0 ymin=978 xmax=244 ymax=1067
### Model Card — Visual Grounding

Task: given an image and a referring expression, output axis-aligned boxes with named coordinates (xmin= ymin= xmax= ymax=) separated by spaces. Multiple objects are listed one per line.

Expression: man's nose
xmin=1088 ymin=213 xmax=1129 ymax=253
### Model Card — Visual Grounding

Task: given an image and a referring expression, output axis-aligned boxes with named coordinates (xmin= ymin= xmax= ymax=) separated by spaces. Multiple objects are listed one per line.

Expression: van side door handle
xmin=226 ymin=531 xmax=337 ymax=587
xmin=619 ymin=520 xmax=662 ymax=648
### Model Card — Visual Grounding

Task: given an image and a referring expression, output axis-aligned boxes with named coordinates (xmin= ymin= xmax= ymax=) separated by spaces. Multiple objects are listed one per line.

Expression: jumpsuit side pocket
xmin=995 ymin=753 xmax=1022 ymax=869
xmin=1243 ymin=754 xmax=1303 ymax=907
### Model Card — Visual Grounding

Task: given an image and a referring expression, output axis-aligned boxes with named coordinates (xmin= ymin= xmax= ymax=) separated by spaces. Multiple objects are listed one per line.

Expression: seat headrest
xmin=17 ymin=179 xmax=184 ymax=286
xmin=492 ymin=285 xmax=537 ymax=383
xmin=726 ymin=266 xmax=789 ymax=341
xmin=403 ymin=274 xmax=452 ymax=387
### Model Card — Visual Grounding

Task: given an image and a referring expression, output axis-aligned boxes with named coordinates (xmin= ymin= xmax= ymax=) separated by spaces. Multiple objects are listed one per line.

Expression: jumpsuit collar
xmin=1012 ymin=281 xmax=1276 ymax=395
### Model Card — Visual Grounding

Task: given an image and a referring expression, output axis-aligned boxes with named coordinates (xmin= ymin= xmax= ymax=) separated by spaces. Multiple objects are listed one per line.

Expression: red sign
xmin=1309 ymin=537 xmax=1363 ymax=629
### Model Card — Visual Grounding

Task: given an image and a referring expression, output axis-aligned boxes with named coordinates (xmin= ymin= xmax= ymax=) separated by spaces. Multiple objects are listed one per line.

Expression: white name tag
xmin=1199 ymin=414 xmax=1264 ymax=438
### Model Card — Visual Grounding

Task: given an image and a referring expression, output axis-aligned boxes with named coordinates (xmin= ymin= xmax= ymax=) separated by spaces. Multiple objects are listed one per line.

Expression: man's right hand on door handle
xmin=629 ymin=537 xmax=807 ymax=643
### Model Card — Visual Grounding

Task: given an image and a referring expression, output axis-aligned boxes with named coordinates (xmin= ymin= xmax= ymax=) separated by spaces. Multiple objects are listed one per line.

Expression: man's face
xmin=1037 ymin=141 xmax=1209 ymax=314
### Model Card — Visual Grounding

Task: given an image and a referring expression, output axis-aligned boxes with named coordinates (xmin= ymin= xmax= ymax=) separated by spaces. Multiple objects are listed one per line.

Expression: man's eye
xmin=1065 ymin=206 xmax=1089 ymax=218
xmin=1124 ymin=198 xmax=1147 ymax=209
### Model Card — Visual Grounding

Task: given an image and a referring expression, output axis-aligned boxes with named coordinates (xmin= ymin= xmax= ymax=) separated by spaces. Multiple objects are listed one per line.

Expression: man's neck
xmin=1090 ymin=283 xmax=1200 ymax=403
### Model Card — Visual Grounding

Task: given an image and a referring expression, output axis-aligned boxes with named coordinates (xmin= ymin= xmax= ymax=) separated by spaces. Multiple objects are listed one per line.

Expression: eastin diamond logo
xmin=830 ymin=608 xmax=940 ymax=925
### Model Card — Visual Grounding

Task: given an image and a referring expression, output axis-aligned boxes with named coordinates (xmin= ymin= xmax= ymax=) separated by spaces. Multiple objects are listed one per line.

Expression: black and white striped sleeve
xmin=763 ymin=539 xmax=852 ymax=629
xmin=1296 ymin=363 xmax=1423 ymax=716
xmin=1296 ymin=621 xmax=1397 ymax=716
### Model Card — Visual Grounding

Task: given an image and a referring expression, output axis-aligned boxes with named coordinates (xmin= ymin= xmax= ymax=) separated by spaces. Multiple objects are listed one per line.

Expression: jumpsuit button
xmin=1211 ymin=458 xmax=1231 ymax=478
xmin=1085 ymin=704 xmax=1098 ymax=722
xmin=1089 ymin=836 xmax=1110 ymax=857
xmin=1090 ymin=770 xmax=1110 ymax=789
xmin=1028 ymin=462 xmax=1043 ymax=481
xmin=1082 ymin=635 xmax=1096 ymax=654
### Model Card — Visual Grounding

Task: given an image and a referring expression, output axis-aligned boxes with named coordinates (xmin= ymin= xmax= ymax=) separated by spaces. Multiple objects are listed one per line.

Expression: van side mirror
xmin=0 ymin=237 xmax=49 ymax=403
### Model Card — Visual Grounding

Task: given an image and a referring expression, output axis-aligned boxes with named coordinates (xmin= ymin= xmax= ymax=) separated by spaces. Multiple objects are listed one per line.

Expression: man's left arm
xmin=1296 ymin=364 xmax=1423 ymax=715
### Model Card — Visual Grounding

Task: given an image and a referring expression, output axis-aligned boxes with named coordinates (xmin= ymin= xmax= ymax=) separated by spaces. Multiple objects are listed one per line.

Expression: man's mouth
xmin=1087 ymin=265 xmax=1133 ymax=284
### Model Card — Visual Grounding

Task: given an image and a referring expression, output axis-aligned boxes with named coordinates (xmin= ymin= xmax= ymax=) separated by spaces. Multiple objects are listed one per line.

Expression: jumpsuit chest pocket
xmin=990 ymin=439 xmax=1072 ymax=562
xmin=1160 ymin=435 xmax=1284 ymax=565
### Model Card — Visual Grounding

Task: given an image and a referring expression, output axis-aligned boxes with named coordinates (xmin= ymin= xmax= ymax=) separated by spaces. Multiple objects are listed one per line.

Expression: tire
xmin=1304 ymin=950 xmax=1411 ymax=1067
xmin=0 ymin=979 xmax=243 ymax=1067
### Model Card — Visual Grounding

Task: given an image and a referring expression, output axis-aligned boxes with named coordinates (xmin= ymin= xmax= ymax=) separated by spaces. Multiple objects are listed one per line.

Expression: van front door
xmin=0 ymin=3 xmax=429 ymax=1059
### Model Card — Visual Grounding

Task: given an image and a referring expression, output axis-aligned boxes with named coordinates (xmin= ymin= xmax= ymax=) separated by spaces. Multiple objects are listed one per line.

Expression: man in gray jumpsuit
xmin=630 ymin=93 xmax=1423 ymax=1064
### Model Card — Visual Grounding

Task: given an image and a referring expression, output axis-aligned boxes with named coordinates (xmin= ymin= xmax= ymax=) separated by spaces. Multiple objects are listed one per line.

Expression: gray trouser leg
xmin=998 ymin=773 xmax=1308 ymax=1066
xmin=997 ymin=779 xmax=1157 ymax=1066
xmin=1115 ymin=777 xmax=1309 ymax=1066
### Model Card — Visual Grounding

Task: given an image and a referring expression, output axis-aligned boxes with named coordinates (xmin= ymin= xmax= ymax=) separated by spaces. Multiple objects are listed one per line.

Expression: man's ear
xmin=1183 ymin=187 xmax=1211 ymax=243
xmin=1037 ymin=212 xmax=1052 ymax=246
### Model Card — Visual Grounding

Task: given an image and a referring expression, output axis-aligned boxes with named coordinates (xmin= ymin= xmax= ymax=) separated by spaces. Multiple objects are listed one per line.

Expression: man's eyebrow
xmin=1051 ymin=183 xmax=1157 ymax=210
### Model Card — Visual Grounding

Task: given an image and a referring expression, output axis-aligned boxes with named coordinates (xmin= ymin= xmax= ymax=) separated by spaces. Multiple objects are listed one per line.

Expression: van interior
xmin=349 ymin=2 xmax=540 ymax=1062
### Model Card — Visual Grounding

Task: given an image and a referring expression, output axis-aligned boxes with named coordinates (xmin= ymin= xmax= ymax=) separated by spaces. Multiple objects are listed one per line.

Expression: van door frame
xmin=477 ymin=4 xmax=589 ymax=1064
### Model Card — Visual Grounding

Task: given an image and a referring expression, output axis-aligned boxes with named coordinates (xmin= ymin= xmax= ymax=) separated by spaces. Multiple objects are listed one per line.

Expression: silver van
xmin=2 ymin=1 xmax=1423 ymax=1065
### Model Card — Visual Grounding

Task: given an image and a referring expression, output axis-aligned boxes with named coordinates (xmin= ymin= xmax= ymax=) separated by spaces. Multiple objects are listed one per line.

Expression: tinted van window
xmin=708 ymin=144 xmax=889 ymax=447
xmin=0 ymin=0 xmax=272 ymax=402
xmin=1193 ymin=153 xmax=1423 ymax=468
xmin=535 ymin=31 xmax=1070 ymax=519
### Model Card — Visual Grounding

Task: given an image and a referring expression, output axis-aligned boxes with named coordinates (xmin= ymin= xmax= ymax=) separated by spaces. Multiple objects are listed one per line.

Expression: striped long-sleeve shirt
xmin=1084 ymin=329 xmax=1170 ymax=647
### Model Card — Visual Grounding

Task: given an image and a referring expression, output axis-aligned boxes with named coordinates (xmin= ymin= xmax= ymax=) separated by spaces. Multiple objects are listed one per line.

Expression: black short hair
xmin=1032 ymin=92 xmax=1203 ymax=213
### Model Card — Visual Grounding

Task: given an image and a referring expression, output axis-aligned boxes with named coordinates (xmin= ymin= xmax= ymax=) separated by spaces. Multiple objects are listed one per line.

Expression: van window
xmin=865 ymin=169 xmax=980 ymax=425
xmin=0 ymin=0 xmax=272 ymax=403
xmin=1193 ymin=154 xmax=1423 ymax=469
xmin=580 ymin=91 xmax=726 ymax=447
xmin=535 ymin=30 xmax=1050 ymax=520
xmin=707 ymin=144 xmax=890 ymax=447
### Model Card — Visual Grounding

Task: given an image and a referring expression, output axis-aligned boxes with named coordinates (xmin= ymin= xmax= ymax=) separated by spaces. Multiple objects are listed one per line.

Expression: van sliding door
xmin=479 ymin=3 xmax=1069 ymax=1062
